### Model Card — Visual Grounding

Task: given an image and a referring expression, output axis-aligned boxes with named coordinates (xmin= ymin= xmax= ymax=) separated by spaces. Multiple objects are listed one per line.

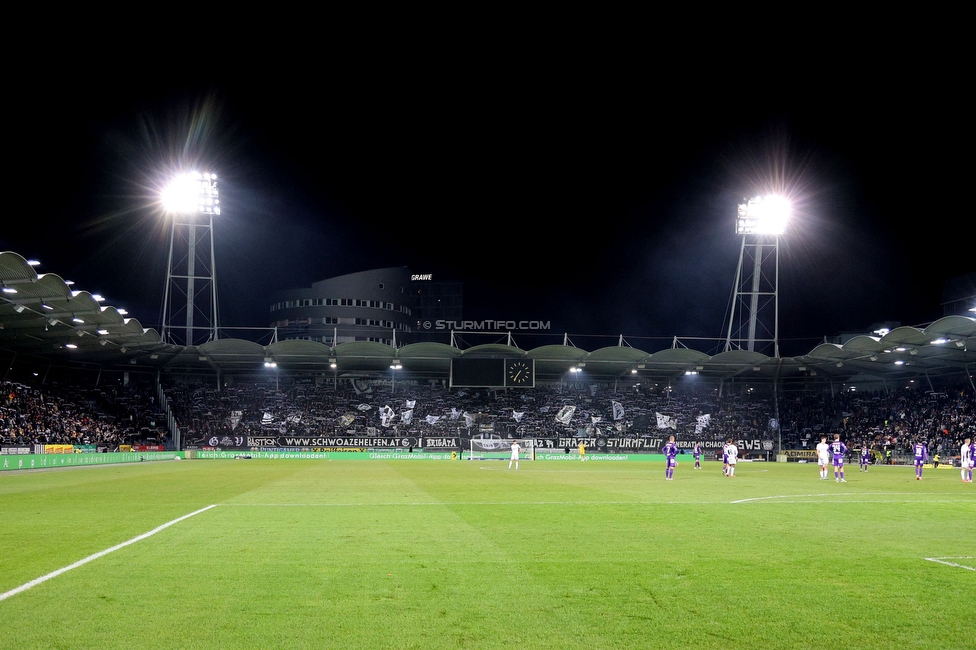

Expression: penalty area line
xmin=0 ymin=504 xmax=217 ymax=603
xmin=922 ymin=557 xmax=975 ymax=571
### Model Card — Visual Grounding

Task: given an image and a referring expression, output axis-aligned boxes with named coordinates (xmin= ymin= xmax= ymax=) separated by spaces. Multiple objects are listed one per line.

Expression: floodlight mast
xmin=724 ymin=196 xmax=788 ymax=357
xmin=160 ymin=172 xmax=220 ymax=347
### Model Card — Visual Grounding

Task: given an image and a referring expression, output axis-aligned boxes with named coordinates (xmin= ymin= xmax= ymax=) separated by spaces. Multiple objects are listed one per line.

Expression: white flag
xmin=405 ymin=400 xmax=416 ymax=409
xmin=262 ymin=412 xmax=273 ymax=424
xmin=400 ymin=409 xmax=413 ymax=424
xmin=695 ymin=414 xmax=711 ymax=434
xmin=656 ymin=412 xmax=676 ymax=430
xmin=425 ymin=415 xmax=441 ymax=425
xmin=612 ymin=401 xmax=625 ymax=421
xmin=357 ymin=404 xmax=372 ymax=411
xmin=555 ymin=406 xmax=576 ymax=425
xmin=450 ymin=408 xmax=461 ymax=420
xmin=513 ymin=411 xmax=525 ymax=423
xmin=591 ymin=416 xmax=602 ymax=424
xmin=463 ymin=411 xmax=475 ymax=428
xmin=379 ymin=406 xmax=396 ymax=428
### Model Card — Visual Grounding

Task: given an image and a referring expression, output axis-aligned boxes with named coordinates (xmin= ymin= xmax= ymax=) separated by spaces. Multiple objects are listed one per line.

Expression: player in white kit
xmin=508 ymin=441 xmax=521 ymax=470
xmin=961 ymin=438 xmax=973 ymax=483
xmin=725 ymin=438 xmax=738 ymax=477
xmin=816 ymin=436 xmax=830 ymax=480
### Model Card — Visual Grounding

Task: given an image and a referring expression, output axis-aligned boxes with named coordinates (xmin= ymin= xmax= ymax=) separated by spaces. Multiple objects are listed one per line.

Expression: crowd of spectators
xmin=0 ymin=379 xmax=167 ymax=449
xmin=5 ymin=372 xmax=973 ymax=459
xmin=780 ymin=388 xmax=976 ymax=458
xmin=167 ymin=377 xmax=775 ymax=446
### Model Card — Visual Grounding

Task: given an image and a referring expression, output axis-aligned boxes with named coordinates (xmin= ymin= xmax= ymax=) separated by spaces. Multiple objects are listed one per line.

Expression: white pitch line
xmin=731 ymin=493 xmax=830 ymax=504
xmin=0 ymin=504 xmax=216 ymax=603
xmin=730 ymin=492 xmax=959 ymax=504
xmin=922 ymin=557 xmax=976 ymax=571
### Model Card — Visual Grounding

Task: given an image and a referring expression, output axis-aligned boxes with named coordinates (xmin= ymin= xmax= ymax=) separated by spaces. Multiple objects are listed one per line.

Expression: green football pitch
xmin=1 ymin=458 xmax=973 ymax=649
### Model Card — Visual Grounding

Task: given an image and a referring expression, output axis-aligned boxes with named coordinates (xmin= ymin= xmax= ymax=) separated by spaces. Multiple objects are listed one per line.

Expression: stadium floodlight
xmin=160 ymin=170 xmax=220 ymax=346
xmin=735 ymin=195 xmax=790 ymax=235
xmin=725 ymin=195 xmax=790 ymax=358
xmin=26 ymin=260 xmax=40 ymax=266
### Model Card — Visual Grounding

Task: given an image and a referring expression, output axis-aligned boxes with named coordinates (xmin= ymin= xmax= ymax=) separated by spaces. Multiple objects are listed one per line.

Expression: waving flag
xmin=555 ymin=406 xmax=576 ymax=425
xmin=612 ymin=401 xmax=625 ymax=421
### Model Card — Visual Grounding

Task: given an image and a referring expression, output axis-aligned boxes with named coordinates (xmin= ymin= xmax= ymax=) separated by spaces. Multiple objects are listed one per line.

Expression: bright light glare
xmin=161 ymin=172 xmax=220 ymax=215
xmin=736 ymin=196 xmax=791 ymax=235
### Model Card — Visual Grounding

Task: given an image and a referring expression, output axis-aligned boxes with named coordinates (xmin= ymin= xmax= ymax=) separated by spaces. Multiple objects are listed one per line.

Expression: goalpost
xmin=468 ymin=438 xmax=536 ymax=461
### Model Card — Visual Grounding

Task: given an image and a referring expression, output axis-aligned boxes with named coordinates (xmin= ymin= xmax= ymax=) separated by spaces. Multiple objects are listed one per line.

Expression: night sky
xmin=6 ymin=46 xmax=971 ymax=357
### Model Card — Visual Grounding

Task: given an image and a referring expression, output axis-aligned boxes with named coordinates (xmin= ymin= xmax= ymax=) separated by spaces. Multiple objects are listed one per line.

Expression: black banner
xmin=204 ymin=436 xmax=464 ymax=450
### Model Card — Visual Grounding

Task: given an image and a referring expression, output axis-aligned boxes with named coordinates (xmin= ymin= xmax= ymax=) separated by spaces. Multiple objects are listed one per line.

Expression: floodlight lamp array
xmin=162 ymin=172 xmax=220 ymax=215
xmin=736 ymin=195 xmax=790 ymax=235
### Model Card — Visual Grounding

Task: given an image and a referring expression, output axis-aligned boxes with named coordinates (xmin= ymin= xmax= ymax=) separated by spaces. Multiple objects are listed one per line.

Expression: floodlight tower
xmin=160 ymin=172 xmax=220 ymax=346
xmin=724 ymin=196 xmax=789 ymax=357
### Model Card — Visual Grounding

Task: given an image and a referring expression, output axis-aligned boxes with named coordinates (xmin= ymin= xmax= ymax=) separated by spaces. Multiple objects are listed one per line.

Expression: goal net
xmin=468 ymin=438 xmax=536 ymax=461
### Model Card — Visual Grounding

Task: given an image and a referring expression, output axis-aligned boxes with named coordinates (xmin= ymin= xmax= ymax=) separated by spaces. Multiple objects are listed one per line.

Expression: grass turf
xmin=1 ymin=458 xmax=973 ymax=649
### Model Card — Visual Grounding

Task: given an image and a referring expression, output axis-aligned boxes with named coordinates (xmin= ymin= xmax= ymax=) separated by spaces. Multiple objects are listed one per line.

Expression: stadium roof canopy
xmin=2 ymin=251 xmax=975 ymax=386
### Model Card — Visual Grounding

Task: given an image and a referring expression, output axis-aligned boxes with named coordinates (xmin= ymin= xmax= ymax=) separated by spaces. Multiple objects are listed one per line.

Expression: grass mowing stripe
xmin=0 ymin=504 xmax=217 ymax=603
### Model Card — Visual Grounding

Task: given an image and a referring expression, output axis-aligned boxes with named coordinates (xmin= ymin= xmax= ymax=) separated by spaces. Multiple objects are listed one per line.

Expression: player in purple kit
xmin=663 ymin=436 xmax=678 ymax=480
xmin=693 ymin=442 xmax=702 ymax=470
xmin=830 ymin=434 xmax=848 ymax=482
xmin=912 ymin=440 xmax=928 ymax=480
xmin=859 ymin=445 xmax=871 ymax=473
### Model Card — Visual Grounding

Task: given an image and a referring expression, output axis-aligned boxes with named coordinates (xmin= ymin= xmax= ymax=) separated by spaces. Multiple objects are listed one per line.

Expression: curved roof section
xmin=462 ymin=343 xmax=526 ymax=358
xmin=0 ymin=251 xmax=167 ymax=367
xmin=2 ymin=250 xmax=973 ymax=383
